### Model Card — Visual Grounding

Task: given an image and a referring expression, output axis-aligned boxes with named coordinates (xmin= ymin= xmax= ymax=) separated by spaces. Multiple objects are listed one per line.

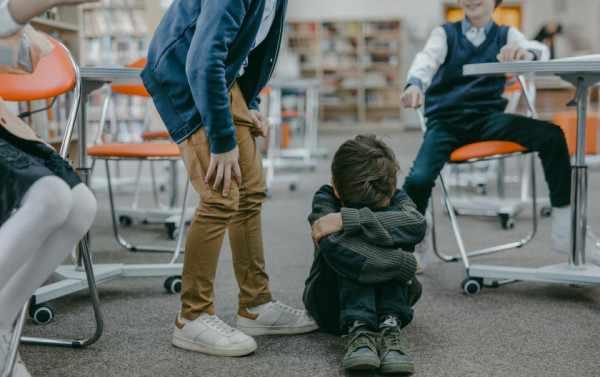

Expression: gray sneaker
xmin=379 ymin=326 xmax=414 ymax=374
xmin=342 ymin=330 xmax=380 ymax=371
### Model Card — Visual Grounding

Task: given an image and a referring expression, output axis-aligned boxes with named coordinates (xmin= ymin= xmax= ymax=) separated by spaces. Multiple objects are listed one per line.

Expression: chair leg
xmin=431 ymin=153 xmax=538 ymax=270
xmin=1 ymin=303 xmax=28 ymax=377
xmin=21 ymin=235 xmax=104 ymax=348
xmin=105 ymin=159 xmax=191 ymax=253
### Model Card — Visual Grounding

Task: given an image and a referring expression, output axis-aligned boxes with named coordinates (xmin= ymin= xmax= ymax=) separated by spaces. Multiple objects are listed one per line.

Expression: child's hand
xmin=249 ymin=109 xmax=269 ymax=137
xmin=311 ymin=213 xmax=343 ymax=244
xmin=400 ymin=85 xmax=423 ymax=109
xmin=407 ymin=261 xmax=420 ymax=285
xmin=497 ymin=44 xmax=535 ymax=62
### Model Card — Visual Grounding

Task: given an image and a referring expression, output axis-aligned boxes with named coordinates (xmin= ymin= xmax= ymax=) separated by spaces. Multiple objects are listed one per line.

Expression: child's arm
xmin=308 ymin=185 xmax=420 ymax=285
xmin=400 ymin=26 xmax=447 ymax=109
xmin=498 ymin=27 xmax=550 ymax=62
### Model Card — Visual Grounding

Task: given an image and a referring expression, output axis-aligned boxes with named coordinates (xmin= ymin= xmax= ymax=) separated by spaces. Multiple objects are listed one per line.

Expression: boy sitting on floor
xmin=303 ymin=134 xmax=426 ymax=374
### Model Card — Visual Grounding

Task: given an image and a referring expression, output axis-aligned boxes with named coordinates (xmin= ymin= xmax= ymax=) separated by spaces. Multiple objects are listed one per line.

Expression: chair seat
xmin=87 ymin=142 xmax=180 ymax=158
xmin=142 ymin=130 xmax=171 ymax=140
xmin=450 ymin=141 xmax=528 ymax=163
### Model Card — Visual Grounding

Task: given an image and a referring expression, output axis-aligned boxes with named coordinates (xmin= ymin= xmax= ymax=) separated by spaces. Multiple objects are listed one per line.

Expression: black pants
xmin=338 ymin=276 xmax=414 ymax=333
xmin=402 ymin=111 xmax=572 ymax=214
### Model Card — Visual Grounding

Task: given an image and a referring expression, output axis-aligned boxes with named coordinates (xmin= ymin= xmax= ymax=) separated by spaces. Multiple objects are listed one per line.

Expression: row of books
xmin=83 ymin=36 xmax=148 ymax=66
xmin=82 ymin=9 xmax=147 ymax=36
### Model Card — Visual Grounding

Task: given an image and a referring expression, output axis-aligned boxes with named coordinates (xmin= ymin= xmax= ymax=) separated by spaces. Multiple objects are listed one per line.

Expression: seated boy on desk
xmin=304 ymin=135 xmax=426 ymax=374
xmin=400 ymin=0 xmax=600 ymax=267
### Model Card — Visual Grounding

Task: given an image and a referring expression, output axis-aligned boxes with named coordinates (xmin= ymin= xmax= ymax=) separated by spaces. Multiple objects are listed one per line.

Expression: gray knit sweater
xmin=303 ymin=184 xmax=426 ymax=333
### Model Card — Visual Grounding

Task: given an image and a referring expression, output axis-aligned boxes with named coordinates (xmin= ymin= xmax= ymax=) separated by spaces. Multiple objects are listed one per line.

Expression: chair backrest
xmin=0 ymin=34 xmax=81 ymax=159
xmin=111 ymin=58 xmax=150 ymax=97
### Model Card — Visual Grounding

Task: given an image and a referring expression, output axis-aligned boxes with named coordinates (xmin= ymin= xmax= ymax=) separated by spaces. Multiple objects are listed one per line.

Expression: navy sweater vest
xmin=424 ymin=21 xmax=509 ymax=119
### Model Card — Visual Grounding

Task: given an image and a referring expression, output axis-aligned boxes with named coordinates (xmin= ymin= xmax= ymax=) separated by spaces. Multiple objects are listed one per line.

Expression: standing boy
xmin=142 ymin=0 xmax=317 ymax=357
xmin=304 ymin=135 xmax=426 ymax=373
xmin=400 ymin=0 xmax=600 ymax=264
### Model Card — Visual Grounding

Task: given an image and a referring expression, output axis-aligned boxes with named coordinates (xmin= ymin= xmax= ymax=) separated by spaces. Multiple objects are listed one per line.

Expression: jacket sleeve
xmin=185 ymin=0 xmax=252 ymax=154
xmin=340 ymin=189 xmax=426 ymax=250
xmin=308 ymin=185 xmax=418 ymax=284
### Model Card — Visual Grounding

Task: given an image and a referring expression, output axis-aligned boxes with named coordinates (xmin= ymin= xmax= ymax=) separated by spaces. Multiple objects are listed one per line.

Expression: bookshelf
xmin=24 ymin=1 xmax=158 ymax=146
xmin=284 ymin=20 xmax=403 ymax=127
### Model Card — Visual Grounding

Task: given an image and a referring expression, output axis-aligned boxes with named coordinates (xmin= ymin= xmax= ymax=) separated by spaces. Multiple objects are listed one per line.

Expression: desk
xmin=32 ymin=67 xmax=183 ymax=327
xmin=460 ymin=59 xmax=600 ymax=289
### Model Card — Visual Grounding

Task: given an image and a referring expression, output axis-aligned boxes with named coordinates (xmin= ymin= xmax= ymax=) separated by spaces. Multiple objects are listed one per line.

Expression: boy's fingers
xmin=222 ymin=166 xmax=231 ymax=197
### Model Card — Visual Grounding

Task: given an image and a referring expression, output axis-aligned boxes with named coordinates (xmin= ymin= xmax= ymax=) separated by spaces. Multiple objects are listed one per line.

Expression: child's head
xmin=331 ymin=134 xmax=399 ymax=210
xmin=458 ymin=0 xmax=501 ymax=25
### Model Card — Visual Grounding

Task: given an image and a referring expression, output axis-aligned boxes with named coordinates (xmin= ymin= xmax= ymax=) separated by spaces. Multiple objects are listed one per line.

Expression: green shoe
xmin=379 ymin=326 xmax=414 ymax=374
xmin=342 ymin=330 xmax=380 ymax=371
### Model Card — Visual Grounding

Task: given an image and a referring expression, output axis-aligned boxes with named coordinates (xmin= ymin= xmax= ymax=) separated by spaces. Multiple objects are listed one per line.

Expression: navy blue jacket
xmin=141 ymin=0 xmax=288 ymax=153
xmin=424 ymin=21 xmax=509 ymax=119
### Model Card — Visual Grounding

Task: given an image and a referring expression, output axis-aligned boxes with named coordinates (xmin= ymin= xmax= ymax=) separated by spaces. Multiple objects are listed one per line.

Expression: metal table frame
xmin=29 ymin=68 xmax=184 ymax=346
xmin=459 ymin=59 xmax=600 ymax=289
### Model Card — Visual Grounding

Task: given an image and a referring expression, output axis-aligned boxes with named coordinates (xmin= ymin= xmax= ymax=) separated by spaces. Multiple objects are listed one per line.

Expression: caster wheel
xmin=159 ymin=184 xmax=167 ymax=192
xmin=165 ymin=223 xmax=176 ymax=239
xmin=164 ymin=276 xmax=182 ymax=294
xmin=540 ymin=206 xmax=553 ymax=218
xmin=290 ymin=183 xmax=297 ymax=191
xmin=461 ymin=277 xmax=482 ymax=296
xmin=500 ymin=214 xmax=515 ymax=230
xmin=29 ymin=304 xmax=54 ymax=324
xmin=476 ymin=184 xmax=487 ymax=195
xmin=119 ymin=215 xmax=133 ymax=226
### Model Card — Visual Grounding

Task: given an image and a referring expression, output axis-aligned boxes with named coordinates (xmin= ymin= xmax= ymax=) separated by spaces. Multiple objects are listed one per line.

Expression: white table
xmin=461 ymin=59 xmax=600 ymax=288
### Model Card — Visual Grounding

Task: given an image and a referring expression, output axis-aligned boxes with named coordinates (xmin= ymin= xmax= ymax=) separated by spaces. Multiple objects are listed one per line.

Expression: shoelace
xmin=343 ymin=331 xmax=378 ymax=354
xmin=204 ymin=315 xmax=236 ymax=335
xmin=272 ymin=301 xmax=305 ymax=316
xmin=381 ymin=328 xmax=406 ymax=354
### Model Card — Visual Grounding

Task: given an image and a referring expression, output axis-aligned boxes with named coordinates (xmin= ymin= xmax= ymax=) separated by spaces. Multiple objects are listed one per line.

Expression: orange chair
xmin=552 ymin=111 xmax=598 ymax=156
xmin=0 ymin=35 xmax=103 ymax=361
xmin=419 ymin=75 xmax=544 ymax=295
xmin=87 ymin=58 xmax=191 ymax=254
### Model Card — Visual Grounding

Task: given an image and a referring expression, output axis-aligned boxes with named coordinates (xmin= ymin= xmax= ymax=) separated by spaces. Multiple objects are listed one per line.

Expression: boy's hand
xmin=249 ymin=109 xmax=269 ymax=138
xmin=497 ymin=44 xmax=535 ymax=62
xmin=407 ymin=262 xmax=420 ymax=285
xmin=205 ymin=146 xmax=242 ymax=198
xmin=400 ymin=85 xmax=423 ymax=109
xmin=311 ymin=213 xmax=343 ymax=244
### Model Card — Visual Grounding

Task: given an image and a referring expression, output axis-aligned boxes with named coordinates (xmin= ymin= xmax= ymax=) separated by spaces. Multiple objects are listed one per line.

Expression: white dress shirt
xmin=238 ymin=0 xmax=277 ymax=77
xmin=406 ymin=18 xmax=550 ymax=92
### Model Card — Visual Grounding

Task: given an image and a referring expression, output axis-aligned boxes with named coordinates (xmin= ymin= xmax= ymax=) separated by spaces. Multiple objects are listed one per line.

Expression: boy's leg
xmin=477 ymin=112 xmax=571 ymax=208
xmin=338 ymin=276 xmax=380 ymax=371
xmin=402 ymin=120 xmax=464 ymax=214
xmin=376 ymin=280 xmax=416 ymax=374
xmin=226 ymin=84 xmax=272 ymax=309
xmin=229 ymin=84 xmax=317 ymax=335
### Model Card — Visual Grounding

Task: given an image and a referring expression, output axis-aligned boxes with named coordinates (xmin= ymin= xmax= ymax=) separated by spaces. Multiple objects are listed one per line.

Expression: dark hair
xmin=331 ymin=134 xmax=399 ymax=210
xmin=495 ymin=0 xmax=502 ymax=7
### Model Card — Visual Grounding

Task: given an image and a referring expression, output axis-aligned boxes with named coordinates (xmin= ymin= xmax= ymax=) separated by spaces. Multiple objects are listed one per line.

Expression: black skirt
xmin=0 ymin=125 xmax=81 ymax=226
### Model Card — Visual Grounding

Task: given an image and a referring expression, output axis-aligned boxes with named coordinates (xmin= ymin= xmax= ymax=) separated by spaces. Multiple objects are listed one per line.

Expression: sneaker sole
xmin=343 ymin=355 xmax=380 ymax=370
xmin=380 ymin=361 xmax=415 ymax=374
xmin=236 ymin=322 xmax=319 ymax=336
xmin=171 ymin=334 xmax=257 ymax=357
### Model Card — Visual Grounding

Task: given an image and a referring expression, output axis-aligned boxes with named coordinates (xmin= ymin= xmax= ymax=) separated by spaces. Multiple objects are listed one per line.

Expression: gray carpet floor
xmin=18 ymin=130 xmax=600 ymax=377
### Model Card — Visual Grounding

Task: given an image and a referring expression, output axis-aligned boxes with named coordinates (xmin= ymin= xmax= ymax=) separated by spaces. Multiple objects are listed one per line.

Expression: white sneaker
xmin=414 ymin=210 xmax=432 ymax=274
xmin=236 ymin=300 xmax=319 ymax=336
xmin=172 ymin=312 xmax=257 ymax=357
xmin=550 ymin=225 xmax=600 ymax=266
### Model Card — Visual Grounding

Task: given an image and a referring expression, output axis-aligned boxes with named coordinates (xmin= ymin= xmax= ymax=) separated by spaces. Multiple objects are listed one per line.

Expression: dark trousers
xmin=402 ymin=111 xmax=572 ymax=214
xmin=338 ymin=276 xmax=414 ymax=333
